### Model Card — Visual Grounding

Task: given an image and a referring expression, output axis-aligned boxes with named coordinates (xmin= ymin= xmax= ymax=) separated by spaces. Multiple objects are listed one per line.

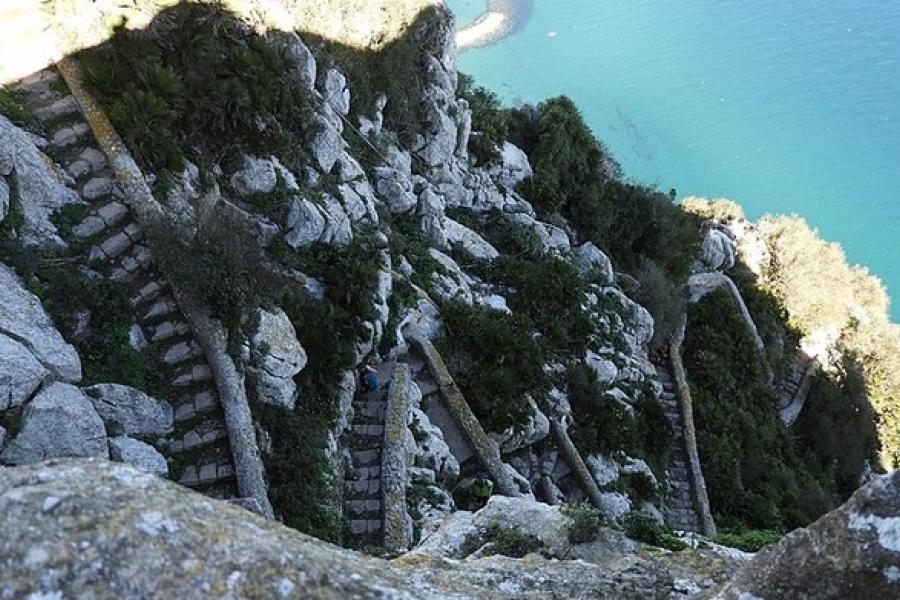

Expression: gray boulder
xmin=284 ymin=197 xmax=326 ymax=248
xmin=489 ymin=141 xmax=533 ymax=188
xmin=697 ymin=227 xmax=736 ymax=272
xmin=0 ymin=333 xmax=49 ymax=412
xmin=281 ymin=33 xmax=316 ymax=90
xmin=444 ymin=218 xmax=499 ymax=261
xmin=83 ymin=383 xmax=173 ymax=437
xmin=322 ymin=68 xmax=350 ymax=116
xmin=229 ymin=155 xmax=277 ymax=196
xmin=108 ymin=436 xmax=168 ymax=477
xmin=375 ymin=166 xmax=418 ymax=213
xmin=0 ymin=262 xmax=81 ymax=382
xmin=308 ymin=114 xmax=344 ymax=174
xmin=716 ymin=470 xmax=900 ymax=599
xmin=0 ymin=383 xmax=108 ymax=465
xmin=0 ymin=176 xmax=8 ymax=223
xmin=573 ymin=242 xmax=614 ymax=283
xmin=416 ymin=104 xmax=457 ymax=167
xmin=319 ymin=193 xmax=353 ymax=245
xmin=0 ymin=114 xmax=82 ymax=247
xmin=244 ymin=307 xmax=307 ymax=410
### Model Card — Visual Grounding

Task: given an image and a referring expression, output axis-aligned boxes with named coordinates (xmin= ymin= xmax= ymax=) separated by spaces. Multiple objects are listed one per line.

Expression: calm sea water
xmin=448 ymin=0 xmax=900 ymax=318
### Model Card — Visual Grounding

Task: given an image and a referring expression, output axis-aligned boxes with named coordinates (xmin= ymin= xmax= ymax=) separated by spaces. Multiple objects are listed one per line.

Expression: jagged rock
xmin=586 ymin=350 xmax=619 ymax=385
xmin=108 ymin=436 xmax=168 ymax=477
xmin=412 ymin=483 xmax=456 ymax=539
xmin=489 ymin=141 xmax=533 ymax=188
xmin=375 ymin=166 xmax=418 ymax=213
xmin=308 ymin=114 xmax=344 ymax=173
xmin=598 ymin=492 xmax=632 ymax=524
xmin=622 ymin=457 xmax=658 ymax=489
xmin=417 ymin=104 xmax=457 ymax=167
xmin=0 ymin=114 xmax=81 ymax=247
xmin=322 ymin=68 xmax=350 ymax=116
xmin=410 ymin=495 xmax=571 ymax=559
xmin=428 ymin=249 xmax=473 ymax=303
xmin=0 ymin=262 xmax=81 ymax=382
xmin=83 ymin=383 xmax=173 ymax=437
xmin=717 ymin=471 xmax=900 ymax=599
xmin=573 ymin=242 xmax=615 ymax=283
xmin=229 ymin=155 xmax=277 ymax=196
xmin=697 ymin=228 xmax=736 ymax=272
xmin=0 ymin=176 xmax=8 ymax=223
xmin=602 ymin=287 xmax=655 ymax=355
xmin=588 ymin=454 xmax=621 ymax=487
xmin=409 ymin=407 xmax=460 ymax=481
xmin=474 ymin=292 xmax=511 ymax=314
xmin=444 ymin=218 xmax=499 ymax=260
xmin=0 ymin=425 xmax=5 ymax=451
xmin=284 ymin=197 xmax=326 ymax=248
xmin=243 ymin=308 xmax=306 ymax=410
xmin=0 ymin=459 xmax=701 ymax=599
xmin=492 ymin=399 xmax=550 ymax=454
xmin=320 ymin=193 xmax=353 ymax=245
xmin=0 ymin=334 xmax=48 ymax=412
xmin=455 ymin=98 xmax=472 ymax=160
xmin=419 ymin=186 xmax=448 ymax=247
xmin=280 ymin=33 xmax=316 ymax=90
xmin=505 ymin=212 xmax=571 ymax=254
xmin=0 ymin=383 xmax=108 ymax=465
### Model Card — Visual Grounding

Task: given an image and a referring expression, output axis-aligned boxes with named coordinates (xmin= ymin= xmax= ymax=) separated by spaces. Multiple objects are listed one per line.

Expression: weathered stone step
xmin=172 ymin=363 xmax=213 ymax=387
xmin=49 ymin=122 xmax=90 ymax=148
xmin=414 ymin=376 xmax=438 ymax=397
xmin=179 ymin=460 xmax=235 ymax=487
xmin=351 ymin=466 xmax=382 ymax=480
xmin=347 ymin=519 xmax=382 ymax=536
xmin=173 ymin=390 xmax=219 ymax=422
xmin=344 ymin=479 xmax=381 ymax=496
xmin=353 ymin=400 xmax=386 ymax=420
xmin=149 ymin=320 xmax=191 ymax=342
xmin=130 ymin=280 xmax=165 ymax=307
xmin=32 ymin=95 xmax=79 ymax=121
xmin=346 ymin=499 xmax=382 ymax=517
xmin=352 ymin=449 xmax=381 ymax=466
xmin=352 ymin=424 xmax=385 ymax=437
xmin=65 ymin=147 xmax=108 ymax=179
xmin=142 ymin=295 xmax=180 ymax=321
xmin=168 ymin=421 xmax=228 ymax=454
xmin=161 ymin=340 xmax=204 ymax=365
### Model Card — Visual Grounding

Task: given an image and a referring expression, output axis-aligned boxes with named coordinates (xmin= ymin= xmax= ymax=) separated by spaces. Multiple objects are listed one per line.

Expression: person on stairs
xmin=359 ymin=360 xmax=380 ymax=393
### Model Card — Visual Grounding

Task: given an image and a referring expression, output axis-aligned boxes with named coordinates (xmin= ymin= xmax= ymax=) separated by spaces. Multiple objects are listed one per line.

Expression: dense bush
xmin=436 ymin=301 xmax=550 ymax=431
xmin=683 ymin=287 xmax=863 ymax=530
xmin=80 ymin=2 xmax=311 ymax=173
xmin=624 ymin=512 xmax=687 ymax=551
xmin=713 ymin=529 xmax=782 ymax=552
xmin=482 ymin=526 xmax=543 ymax=558
xmin=457 ymin=72 xmax=509 ymax=164
xmin=562 ymin=502 xmax=605 ymax=544
xmin=631 ymin=257 xmax=685 ymax=350
xmin=0 ymin=86 xmax=35 ymax=129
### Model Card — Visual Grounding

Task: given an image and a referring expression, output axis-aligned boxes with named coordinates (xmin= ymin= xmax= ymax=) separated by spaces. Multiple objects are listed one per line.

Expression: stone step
xmin=352 ymin=424 xmax=384 ymax=438
xmin=150 ymin=320 xmax=191 ymax=342
xmin=352 ymin=449 xmax=381 ymax=466
xmin=347 ymin=519 xmax=382 ymax=536
xmin=142 ymin=295 xmax=180 ymax=321
xmin=352 ymin=401 xmax=386 ymax=420
xmin=49 ymin=122 xmax=89 ymax=148
xmin=172 ymin=363 xmax=213 ymax=387
xmin=130 ymin=280 xmax=165 ymax=307
xmin=81 ymin=175 xmax=114 ymax=200
xmin=161 ymin=340 xmax=204 ymax=365
xmin=179 ymin=460 xmax=235 ymax=487
xmin=168 ymin=421 xmax=229 ymax=454
xmin=351 ymin=466 xmax=382 ymax=480
xmin=344 ymin=478 xmax=381 ymax=497
xmin=32 ymin=95 xmax=79 ymax=121
xmin=414 ymin=376 xmax=438 ymax=397
xmin=346 ymin=498 xmax=382 ymax=517
xmin=66 ymin=147 xmax=108 ymax=179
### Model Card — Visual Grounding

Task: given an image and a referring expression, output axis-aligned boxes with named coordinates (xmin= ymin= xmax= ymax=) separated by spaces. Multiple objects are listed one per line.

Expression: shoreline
xmin=455 ymin=0 xmax=533 ymax=51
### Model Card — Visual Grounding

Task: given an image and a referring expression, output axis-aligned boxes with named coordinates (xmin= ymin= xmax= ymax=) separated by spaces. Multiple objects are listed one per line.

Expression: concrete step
xmin=179 ymin=460 xmax=235 ymax=487
xmin=347 ymin=519 xmax=382 ymax=536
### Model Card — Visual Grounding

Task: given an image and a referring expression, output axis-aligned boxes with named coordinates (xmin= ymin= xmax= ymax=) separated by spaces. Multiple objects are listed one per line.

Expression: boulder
xmin=0 ymin=425 xmax=5 ymax=450
xmin=0 ymin=334 xmax=49 ymax=412
xmin=375 ymin=166 xmax=418 ymax=213
xmin=0 ymin=383 xmax=108 ymax=465
xmin=108 ymin=436 xmax=168 ymax=477
xmin=0 ymin=459 xmax=689 ymax=599
xmin=243 ymin=308 xmax=306 ymax=410
xmin=319 ymin=193 xmax=353 ymax=245
xmin=0 ymin=262 xmax=81 ymax=382
xmin=489 ymin=142 xmax=533 ymax=188
xmin=573 ymin=242 xmax=614 ymax=283
xmin=428 ymin=249 xmax=473 ymax=304
xmin=585 ymin=350 xmax=619 ymax=385
xmin=308 ymin=114 xmax=344 ymax=174
xmin=229 ymin=155 xmax=276 ymax=197
xmin=83 ymin=383 xmax=173 ymax=437
xmin=284 ymin=197 xmax=326 ymax=248
xmin=598 ymin=492 xmax=632 ymax=524
xmin=697 ymin=228 xmax=736 ymax=272
xmin=491 ymin=399 xmax=550 ymax=454
xmin=444 ymin=218 xmax=499 ymax=261
xmin=0 ymin=114 xmax=82 ymax=247
xmin=716 ymin=471 xmax=900 ymax=599
xmin=418 ymin=186 xmax=448 ymax=247
xmin=588 ymin=454 xmax=621 ymax=487
xmin=409 ymin=407 xmax=460 ymax=481
xmin=322 ymin=68 xmax=350 ymax=116
xmin=416 ymin=103 xmax=457 ymax=167
xmin=280 ymin=33 xmax=316 ymax=90
xmin=505 ymin=212 xmax=570 ymax=254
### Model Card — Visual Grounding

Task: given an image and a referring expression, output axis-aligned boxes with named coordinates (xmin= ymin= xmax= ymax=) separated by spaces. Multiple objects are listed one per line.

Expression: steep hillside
xmin=0 ymin=2 xmax=897 ymax=595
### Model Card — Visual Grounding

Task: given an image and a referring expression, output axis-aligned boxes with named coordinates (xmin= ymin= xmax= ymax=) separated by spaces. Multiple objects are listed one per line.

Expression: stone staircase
xmin=343 ymin=365 xmax=391 ymax=547
xmin=12 ymin=67 xmax=238 ymax=499
xmin=655 ymin=360 xmax=700 ymax=532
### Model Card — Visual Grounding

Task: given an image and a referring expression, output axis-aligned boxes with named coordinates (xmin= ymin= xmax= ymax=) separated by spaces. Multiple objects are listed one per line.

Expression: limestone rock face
xmin=697 ymin=228 xmax=736 ymax=272
xmin=322 ymin=68 xmax=350 ymax=116
xmin=0 ymin=176 xmax=8 ymax=223
xmin=443 ymin=217 xmax=499 ymax=261
xmin=229 ymin=155 xmax=277 ymax=197
xmin=0 ymin=115 xmax=82 ymax=247
xmin=83 ymin=383 xmax=174 ymax=437
xmin=0 ymin=334 xmax=49 ymax=412
xmin=716 ymin=470 xmax=900 ymax=599
xmin=108 ymin=436 xmax=168 ymax=477
xmin=489 ymin=141 xmax=533 ymax=188
xmin=0 ymin=263 xmax=81 ymax=383
xmin=0 ymin=383 xmax=108 ymax=465
xmin=243 ymin=307 xmax=307 ymax=410
xmin=284 ymin=197 xmax=326 ymax=248
xmin=375 ymin=166 xmax=418 ymax=213
xmin=573 ymin=242 xmax=614 ymax=283
xmin=0 ymin=459 xmax=689 ymax=599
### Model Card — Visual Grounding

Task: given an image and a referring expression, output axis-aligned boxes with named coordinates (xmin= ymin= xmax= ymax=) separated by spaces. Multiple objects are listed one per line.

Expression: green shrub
xmin=631 ymin=257 xmax=685 ymax=351
xmin=436 ymin=301 xmax=550 ymax=431
xmin=80 ymin=2 xmax=311 ymax=174
xmin=568 ymin=362 xmax=638 ymax=455
xmin=482 ymin=527 xmax=543 ymax=558
xmin=457 ymin=72 xmax=509 ymax=164
xmin=562 ymin=503 xmax=604 ymax=544
xmin=624 ymin=512 xmax=688 ymax=551
xmin=713 ymin=529 xmax=782 ymax=552
xmin=0 ymin=86 xmax=35 ymax=129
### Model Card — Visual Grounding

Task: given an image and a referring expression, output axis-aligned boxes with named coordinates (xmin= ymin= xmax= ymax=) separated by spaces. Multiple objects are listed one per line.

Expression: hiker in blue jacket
xmin=359 ymin=361 xmax=379 ymax=393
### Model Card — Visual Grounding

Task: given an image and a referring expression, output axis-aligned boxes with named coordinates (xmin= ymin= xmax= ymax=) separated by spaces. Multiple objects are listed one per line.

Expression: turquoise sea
xmin=448 ymin=0 xmax=900 ymax=318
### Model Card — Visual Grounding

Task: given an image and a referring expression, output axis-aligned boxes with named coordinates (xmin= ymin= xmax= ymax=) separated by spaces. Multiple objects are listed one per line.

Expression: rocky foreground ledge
xmin=0 ymin=460 xmax=897 ymax=599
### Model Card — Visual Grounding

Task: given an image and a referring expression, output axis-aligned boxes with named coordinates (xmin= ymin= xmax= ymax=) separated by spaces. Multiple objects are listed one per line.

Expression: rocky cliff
xmin=0 ymin=0 xmax=897 ymax=597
